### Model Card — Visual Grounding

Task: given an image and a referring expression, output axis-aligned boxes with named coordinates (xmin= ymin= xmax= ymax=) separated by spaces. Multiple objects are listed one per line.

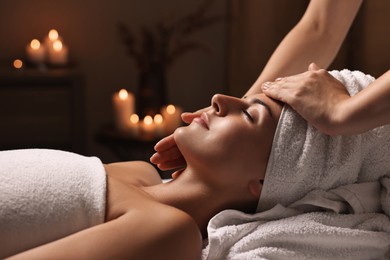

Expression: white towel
xmin=257 ymin=69 xmax=390 ymax=212
xmin=0 ymin=149 xmax=107 ymax=258
xmin=203 ymin=206 xmax=390 ymax=260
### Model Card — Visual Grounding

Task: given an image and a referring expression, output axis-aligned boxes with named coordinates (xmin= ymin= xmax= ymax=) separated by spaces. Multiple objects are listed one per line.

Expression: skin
xmin=151 ymin=0 xmax=370 ymax=170
xmin=8 ymin=93 xmax=282 ymax=260
xmin=247 ymin=0 xmax=363 ymax=95
xmin=262 ymin=64 xmax=390 ymax=136
xmin=252 ymin=0 xmax=390 ymax=135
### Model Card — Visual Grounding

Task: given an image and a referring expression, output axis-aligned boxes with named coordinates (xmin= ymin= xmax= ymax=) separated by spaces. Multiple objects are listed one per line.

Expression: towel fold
xmin=203 ymin=207 xmax=390 ymax=260
xmin=290 ymin=181 xmax=382 ymax=214
xmin=0 ymin=149 xmax=107 ymax=258
xmin=257 ymin=69 xmax=390 ymax=212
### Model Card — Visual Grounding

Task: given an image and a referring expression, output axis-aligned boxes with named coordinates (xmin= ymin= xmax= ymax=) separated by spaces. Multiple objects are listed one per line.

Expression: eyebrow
xmin=252 ymin=98 xmax=272 ymax=116
xmin=244 ymin=97 xmax=273 ymax=119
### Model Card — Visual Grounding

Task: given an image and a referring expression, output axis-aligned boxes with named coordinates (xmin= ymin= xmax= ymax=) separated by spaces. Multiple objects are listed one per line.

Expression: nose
xmin=211 ymin=94 xmax=245 ymax=116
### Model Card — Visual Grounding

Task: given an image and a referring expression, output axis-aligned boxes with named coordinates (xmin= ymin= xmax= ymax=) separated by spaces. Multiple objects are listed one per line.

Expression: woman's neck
xmin=142 ymin=168 xmax=256 ymax=237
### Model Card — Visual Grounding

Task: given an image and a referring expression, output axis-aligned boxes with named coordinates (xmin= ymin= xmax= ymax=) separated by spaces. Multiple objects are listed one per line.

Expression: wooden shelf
xmin=0 ymin=68 xmax=85 ymax=153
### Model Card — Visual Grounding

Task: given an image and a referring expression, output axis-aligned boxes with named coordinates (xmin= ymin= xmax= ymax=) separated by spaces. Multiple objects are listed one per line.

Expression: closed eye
xmin=242 ymin=109 xmax=254 ymax=122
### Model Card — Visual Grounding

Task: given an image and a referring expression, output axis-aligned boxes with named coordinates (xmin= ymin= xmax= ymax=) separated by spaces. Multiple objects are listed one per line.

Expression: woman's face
xmin=174 ymin=93 xmax=282 ymax=184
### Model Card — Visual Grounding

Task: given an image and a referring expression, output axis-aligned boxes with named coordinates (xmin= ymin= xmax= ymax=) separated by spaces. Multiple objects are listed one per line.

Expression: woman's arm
xmin=338 ymin=70 xmax=390 ymax=135
xmin=8 ymin=205 xmax=202 ymax=260
xmin=246 ymin=0 xmax=363 ymax=96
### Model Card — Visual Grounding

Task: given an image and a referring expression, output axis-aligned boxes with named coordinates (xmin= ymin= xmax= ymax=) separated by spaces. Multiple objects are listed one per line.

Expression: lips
xmin=193 ymin=112 xmax=209 ymax=129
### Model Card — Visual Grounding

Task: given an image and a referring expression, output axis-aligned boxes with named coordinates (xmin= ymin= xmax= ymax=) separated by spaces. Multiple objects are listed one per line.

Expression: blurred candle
xmin=154 ymin=114 xmax=165 ymax=137
xmin=44 ymin=29 xmax=62 ymax=50
xmin=112 ymin=89 xmax=135 ymax=132
xmin=141 ymin=115 xmax=155 ymax=140
xmin=26 ymin=39 xmax=46 ymax=64
xmin=48 ymin=40 xmax=69 ymax=66
xmin=13 ymin=59 xmax=23 ymax=70
xmin=129 ymin=114 xmax=140 ymax=138
xmin=48 ymin=29 xmax=59 ymax=41
xmin=161 ymin=104 xmax=182 ymax=134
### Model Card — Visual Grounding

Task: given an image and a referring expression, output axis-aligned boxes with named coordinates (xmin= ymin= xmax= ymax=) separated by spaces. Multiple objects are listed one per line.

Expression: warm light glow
xmin=144 ymin=115 xmax=153 ymax=125
xmin=49 ymin=29 xmax=59 ymax=41
xmin=130 ymin=114 xmax=139 ymax=124
xmin=154 ymin=114 xmax=163 ymax=124
xmin=13 ymin=59 xmax=23 ymax=69
xmin=118 ymin=89 xmax=128 ymax=100
xmin=53 ymin=40 xmax=63 ymax=51
xmin=30 ymin=39 xmax=41 ymax=50
xmin=166 ymin=104 xmax=176 ymax=115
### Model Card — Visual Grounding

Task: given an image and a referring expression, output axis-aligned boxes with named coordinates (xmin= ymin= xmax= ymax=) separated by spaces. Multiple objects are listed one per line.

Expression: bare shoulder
xmin=155 ymin=205 xmax=202 ymax=260
xmin=105 ymin=160 xmax=162 ymax=186
xmin=121 ymin=203 xmax=202 ymax=260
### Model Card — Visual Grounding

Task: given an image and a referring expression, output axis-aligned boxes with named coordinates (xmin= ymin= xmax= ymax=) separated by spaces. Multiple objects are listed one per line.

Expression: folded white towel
xmin=203 ymin=207 xmax=390 ymax=260
xmin=257 ymin=69 xmax=390 ymax=212
xmin=0 ymin=149 xmax=106 ymax=258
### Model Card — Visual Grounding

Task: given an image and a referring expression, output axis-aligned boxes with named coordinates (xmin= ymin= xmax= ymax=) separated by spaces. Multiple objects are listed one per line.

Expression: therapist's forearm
xmin=245 ymin=0 xmax=363 ymax=97
xmin=339 ymin=70 xmax=390 ymax=135
xmin=247 ymin=23 xmax=338 ymax=96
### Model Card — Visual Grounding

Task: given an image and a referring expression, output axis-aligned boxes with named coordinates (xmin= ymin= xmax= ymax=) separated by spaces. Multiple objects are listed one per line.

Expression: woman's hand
xmin=261 ymin=63 xmax=351 ymax=135
xmin=150 ymin=107 xmax=210 ymax=171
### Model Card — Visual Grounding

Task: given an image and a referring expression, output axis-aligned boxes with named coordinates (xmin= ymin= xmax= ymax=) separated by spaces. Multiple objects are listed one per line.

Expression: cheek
xmin=204 ymin=121 xmax=258 ymax=163
xmin=174 ymin=119 xmax=264 ymax=171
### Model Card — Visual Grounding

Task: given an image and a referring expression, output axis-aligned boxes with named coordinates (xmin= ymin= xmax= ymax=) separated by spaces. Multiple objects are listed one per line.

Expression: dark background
xmin=0 ymin=0 xmax=388 ymax=163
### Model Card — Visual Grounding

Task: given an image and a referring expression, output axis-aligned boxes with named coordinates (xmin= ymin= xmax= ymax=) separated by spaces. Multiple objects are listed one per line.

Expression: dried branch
xmin=117 ymin=0 xmax=226 ymax=71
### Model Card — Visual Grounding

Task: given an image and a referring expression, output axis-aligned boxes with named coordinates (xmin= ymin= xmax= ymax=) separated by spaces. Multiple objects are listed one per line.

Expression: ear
xmin=248 ymin=180 xmax=262 ymax=199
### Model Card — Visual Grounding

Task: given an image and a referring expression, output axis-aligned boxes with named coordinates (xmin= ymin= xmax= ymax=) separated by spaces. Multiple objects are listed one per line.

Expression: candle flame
xmin=118 ymin=89 xmax=128 ymax=100
xmin=49 ymin=29 xmax=59 ymax=41
xmin=144 ymin=115 xmax=153 ymax=125
xmin=30 ymin=39 xmax=41 ymax=50
xmin=167 ymin=104 xmax=176 ymax=115
xmin=13 ymin=59 xmax=23 ymax=69
xmin=53 ymin=40 xmax=63 ymax=51
xmin=130 ymin=114 xmax=139 ymax=124
xmin=154 ymin=114 xmax=163 ymax=124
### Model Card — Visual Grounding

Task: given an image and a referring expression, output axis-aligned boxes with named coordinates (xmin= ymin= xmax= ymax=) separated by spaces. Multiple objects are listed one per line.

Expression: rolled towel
xmin=257 ymin=69 xmax=390 ymax=212
xmin=0 ymin=149 xmax=106 ymax=258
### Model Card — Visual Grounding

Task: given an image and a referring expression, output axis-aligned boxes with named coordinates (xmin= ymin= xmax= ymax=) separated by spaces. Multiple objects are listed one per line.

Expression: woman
xmin=3 ymin=92 xmax=282 ymax=259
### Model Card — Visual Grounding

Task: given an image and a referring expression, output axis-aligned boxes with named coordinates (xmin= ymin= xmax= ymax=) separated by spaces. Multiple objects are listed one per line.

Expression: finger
xmin=261 ymin=81 xmax=295 ymax=104
xmin=181 ymin=112 xmax=199 ymax=124
xmin=171 ymin=170 xmax=184 ymax=179
xmin=154 ymin=134 xmax=176 ymax=152
xmin=182 ymin=106 xmax=210 ymax=124
xmin=150 ymin=146 xmax=182 ymax=164
xmin=308 ymin=62 xmax=321 ymax=71
xmin=157 ymin=157 xmax=186 ymax=171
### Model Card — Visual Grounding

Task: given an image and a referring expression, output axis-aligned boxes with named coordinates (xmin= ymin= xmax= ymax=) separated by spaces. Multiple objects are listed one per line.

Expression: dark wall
xmin=0 ymin=0 xmax=228 ymax=161
xmin=0 ymin=0 xmax=388 ymax=162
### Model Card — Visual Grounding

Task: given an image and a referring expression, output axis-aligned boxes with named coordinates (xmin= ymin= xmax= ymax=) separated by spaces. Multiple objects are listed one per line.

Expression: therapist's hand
xmin=150 ymin=107 xmax=210 ymax=170
xmin=261 ymin=63 xmax=350 ymax=135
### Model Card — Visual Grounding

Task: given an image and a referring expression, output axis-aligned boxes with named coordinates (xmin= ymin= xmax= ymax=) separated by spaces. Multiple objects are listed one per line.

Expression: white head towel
xmin=257 ymin=69 xmax=390 ymax=212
